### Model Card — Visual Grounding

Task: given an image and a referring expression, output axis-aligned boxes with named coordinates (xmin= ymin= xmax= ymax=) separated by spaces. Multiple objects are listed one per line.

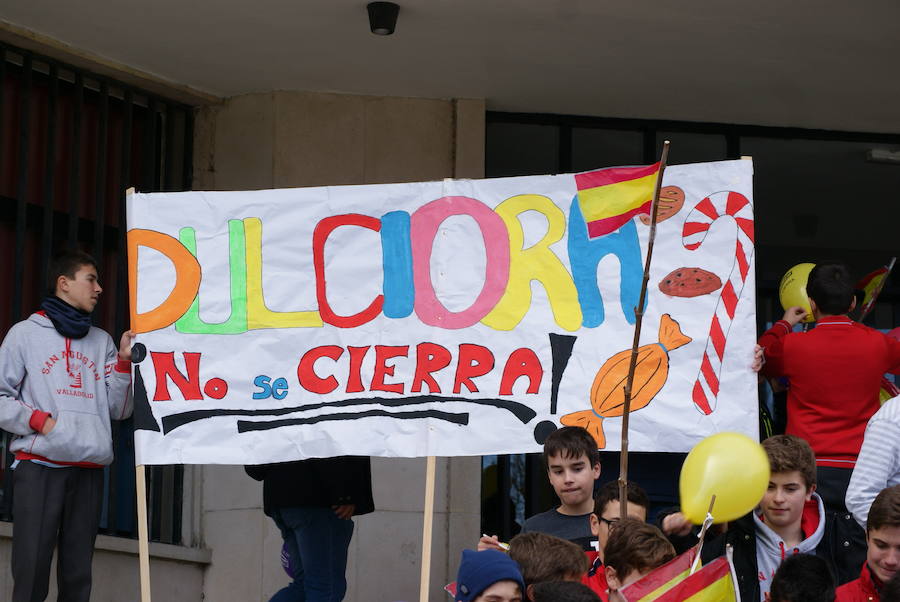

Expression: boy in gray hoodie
xmin=0 ymin=251 xmax=133 ymax=602
xmin=701 ymin=435 xmax=839 ymax=602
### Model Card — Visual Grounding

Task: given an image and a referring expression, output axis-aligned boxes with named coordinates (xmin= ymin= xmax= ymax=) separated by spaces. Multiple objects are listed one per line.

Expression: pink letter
xmin=410 ymin=197 xmax=510 ymax=329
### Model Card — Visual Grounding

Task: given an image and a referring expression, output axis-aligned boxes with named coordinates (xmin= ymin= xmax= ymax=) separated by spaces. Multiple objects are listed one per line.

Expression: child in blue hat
xmin=455 ymin=549 xmax=525 ymax=602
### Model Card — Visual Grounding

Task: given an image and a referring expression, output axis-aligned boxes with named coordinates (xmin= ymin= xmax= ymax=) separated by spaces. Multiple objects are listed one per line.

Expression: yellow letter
xmin=481 ymin=195 xmax=581 ymax=331
xmin=244 ymin=218 xmax=323 ymax=329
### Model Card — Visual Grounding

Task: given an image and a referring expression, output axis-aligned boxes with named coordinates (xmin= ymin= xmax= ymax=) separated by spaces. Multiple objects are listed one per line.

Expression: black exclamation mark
xmin=533 ymin=333 xmax=577 ymax=444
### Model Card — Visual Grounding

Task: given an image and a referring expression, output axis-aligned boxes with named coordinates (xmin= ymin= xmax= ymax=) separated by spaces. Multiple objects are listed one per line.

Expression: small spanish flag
xmin=618 ymin=548 xmax=697 ymax=601
xmin=855 ymin=258 xmax=895 ymax=318
xmin=620 ymin=549 xmax=739 ymax=602
xmin=651 ymin=556 xmax=738 ymax=602
xmin=881 ymin=376 xmax=900 ymax=405
xmin=575 ymin=163 xmax=661 ymax=239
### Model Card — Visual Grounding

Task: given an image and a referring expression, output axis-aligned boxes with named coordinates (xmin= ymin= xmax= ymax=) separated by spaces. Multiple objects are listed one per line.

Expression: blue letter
xmin=253 ymin=375 xmax=273 ymax=399
xmin=567 ymin=198 xmax=643 ymax=327
xmin=272 ymin=377 xmax=289 ymax=400
xmin=381 ymin=211 xmax=415 ymax=318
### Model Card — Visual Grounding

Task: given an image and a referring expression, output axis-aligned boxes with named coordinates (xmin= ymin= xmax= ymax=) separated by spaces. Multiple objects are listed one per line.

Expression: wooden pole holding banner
xmin=126 ymin=186 xmax=152 ymax=601
xmin=136 ymin=464 xmax=152 ymax=601
xmin=618 ymin=142 xmax=671 ymax=519
xmin=419 ymin=455 xmax=437 ymax=602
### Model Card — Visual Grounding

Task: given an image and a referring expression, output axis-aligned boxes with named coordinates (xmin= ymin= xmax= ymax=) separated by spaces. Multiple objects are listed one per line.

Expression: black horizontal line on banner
xmin=159 ymin=395 xmax=536 ymax=434
xmin=237 ymin=408 xmax=470 ymax=433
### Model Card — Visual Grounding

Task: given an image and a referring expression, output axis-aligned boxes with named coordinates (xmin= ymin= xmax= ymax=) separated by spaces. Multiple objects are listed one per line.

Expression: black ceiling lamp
xmin=367 ymin=2 xmax=400 ymax=35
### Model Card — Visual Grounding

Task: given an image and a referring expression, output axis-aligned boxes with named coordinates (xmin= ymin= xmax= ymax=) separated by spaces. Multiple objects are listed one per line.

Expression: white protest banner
xmin=127 ymin=159 xmax=757 ymax=465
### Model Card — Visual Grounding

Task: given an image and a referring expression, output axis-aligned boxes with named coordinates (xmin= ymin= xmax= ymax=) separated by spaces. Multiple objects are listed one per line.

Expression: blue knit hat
xmin=455 ymin=549 xmax=525 ymax=602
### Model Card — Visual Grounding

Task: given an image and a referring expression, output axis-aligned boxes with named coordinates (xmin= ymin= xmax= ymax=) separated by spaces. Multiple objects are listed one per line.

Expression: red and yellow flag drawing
xmin=575 ymin=163 xmax=660 ymax=238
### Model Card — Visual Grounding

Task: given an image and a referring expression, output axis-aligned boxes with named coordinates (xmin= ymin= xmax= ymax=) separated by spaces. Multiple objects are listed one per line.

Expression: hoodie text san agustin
xmin=0 ymin=312 xmax=132 ymax=466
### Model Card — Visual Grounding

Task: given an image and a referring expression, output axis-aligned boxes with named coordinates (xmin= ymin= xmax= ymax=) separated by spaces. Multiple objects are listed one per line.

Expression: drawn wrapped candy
xmin=561 ymin=314 xmax=692 ymax=448
xmin=638 ymin=185 xmax=685 ymax=225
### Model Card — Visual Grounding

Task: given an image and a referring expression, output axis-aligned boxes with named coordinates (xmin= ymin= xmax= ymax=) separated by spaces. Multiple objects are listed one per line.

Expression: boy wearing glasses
xmin=582 ymin=481 xmax=650 ymax=597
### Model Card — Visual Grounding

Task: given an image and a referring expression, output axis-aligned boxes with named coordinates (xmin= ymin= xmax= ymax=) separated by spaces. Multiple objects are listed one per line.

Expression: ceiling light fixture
xmin=367 ymin=2 xmax=400 ymax=35
xmin=866 ymin=148 xmax=900 ymax=164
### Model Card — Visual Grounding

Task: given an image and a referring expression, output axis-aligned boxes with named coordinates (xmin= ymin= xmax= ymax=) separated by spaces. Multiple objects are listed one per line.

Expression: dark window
xmin=0 ymin=43 xmax=193 ymax=545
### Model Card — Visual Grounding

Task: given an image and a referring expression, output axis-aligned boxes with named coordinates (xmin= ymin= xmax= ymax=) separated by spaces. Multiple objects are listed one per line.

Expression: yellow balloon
xmin=779 ymin=263 xmax=815 ymax=323
xmin=679 ymin=432 xmax=770 ymax=524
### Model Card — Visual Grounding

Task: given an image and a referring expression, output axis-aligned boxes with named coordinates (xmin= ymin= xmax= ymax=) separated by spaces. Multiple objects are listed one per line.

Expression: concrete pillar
xmin=193 ymin=90 xmax=486 ymax=602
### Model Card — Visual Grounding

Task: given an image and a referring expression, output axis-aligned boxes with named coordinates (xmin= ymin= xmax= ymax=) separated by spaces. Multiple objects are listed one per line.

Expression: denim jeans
xmin=270 ymin=506 xmax=355 ymax=602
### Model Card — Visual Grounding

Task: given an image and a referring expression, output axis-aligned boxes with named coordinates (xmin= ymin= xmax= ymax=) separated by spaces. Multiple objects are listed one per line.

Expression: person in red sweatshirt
xmin=758 ymin=261 xmax=900 ymax=578
xmin=836 ymin=485 xmax=900 ymax=601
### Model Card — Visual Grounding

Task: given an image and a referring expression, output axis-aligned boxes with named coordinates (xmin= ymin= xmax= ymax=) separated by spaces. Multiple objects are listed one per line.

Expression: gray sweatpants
xmin=11 ymin=461 xmax=104 ymax=602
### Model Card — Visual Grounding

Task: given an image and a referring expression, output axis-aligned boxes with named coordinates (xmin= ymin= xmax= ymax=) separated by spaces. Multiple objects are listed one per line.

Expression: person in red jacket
xmin=837 ymin=485 xmax=900 ymax=601
xmin=758 ymin=262 xmax=900 ymax=513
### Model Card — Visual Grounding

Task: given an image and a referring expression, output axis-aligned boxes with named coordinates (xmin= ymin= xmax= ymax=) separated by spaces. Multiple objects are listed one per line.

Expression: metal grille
xmin=0 ymin=43 xmax=193 ymax=545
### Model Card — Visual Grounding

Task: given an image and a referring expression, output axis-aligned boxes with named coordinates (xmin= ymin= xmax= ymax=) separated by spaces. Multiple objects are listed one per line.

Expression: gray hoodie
xmin=0 ymin=312 xmax=132 ymax=465
xmin=753 ymin=492 xmax=826 ymax=601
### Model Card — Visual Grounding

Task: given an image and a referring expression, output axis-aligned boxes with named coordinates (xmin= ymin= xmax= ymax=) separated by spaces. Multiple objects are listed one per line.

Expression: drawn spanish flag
xmin=575 ymin=162 xmax=661 ymax=239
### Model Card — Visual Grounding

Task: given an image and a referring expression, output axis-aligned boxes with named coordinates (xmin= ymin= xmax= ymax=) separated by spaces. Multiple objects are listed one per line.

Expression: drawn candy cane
xmin=682 ymin=191 xmax=754 ymax=415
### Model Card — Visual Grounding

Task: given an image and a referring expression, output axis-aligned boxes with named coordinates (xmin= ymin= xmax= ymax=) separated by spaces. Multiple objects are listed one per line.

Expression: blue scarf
xmin=40 ymin=296 xmax=91 ymax=339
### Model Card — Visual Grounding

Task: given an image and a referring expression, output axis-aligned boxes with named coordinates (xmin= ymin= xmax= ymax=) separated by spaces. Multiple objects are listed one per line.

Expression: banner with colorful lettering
xmin=128 ymin=159 xmax=757 ymax=465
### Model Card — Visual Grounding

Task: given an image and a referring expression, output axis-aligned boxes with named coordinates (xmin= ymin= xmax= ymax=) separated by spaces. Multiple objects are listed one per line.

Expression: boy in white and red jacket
xmin=0 ymin=251 xmax=133 ymax=602
xmin=701 ymin=435 xmax=838 ymax=601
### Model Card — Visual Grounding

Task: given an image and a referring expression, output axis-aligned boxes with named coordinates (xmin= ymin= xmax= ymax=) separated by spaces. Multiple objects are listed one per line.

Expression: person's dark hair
xmin=769 ymin=554 xmax=835 ymax=602
xmin=542 ymin=426 xmax=600 ymax=469
xmin=867 ymin=484 xmax=900 ymax=533
xmin=48 ymin=251 xmax=99 ymax=295
xmin=593 ymin=480 xmax=650 ymax=518
xmin=507 ymin=532 xmax=587 ymax=587
xmin=762 ymin=435 xmax=816 ymax=490
xmin=882 ymin=570 xmax=900 ymax=602
xmin=806 ymin=262 xmax=854 ymax=316
xmin=531 ymin=580 xmax=601 ymax=602
xmin=603 ymin=518 xmax=675 ymax=581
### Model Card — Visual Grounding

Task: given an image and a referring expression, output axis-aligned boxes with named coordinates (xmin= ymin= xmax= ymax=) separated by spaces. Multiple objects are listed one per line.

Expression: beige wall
xmin=193 ymin=90 xmax=486 ymax=601
xmin=0 ymin=523 xmax=208 ymax=601
xmin=194 ymin=91 xmax=485 ymax=190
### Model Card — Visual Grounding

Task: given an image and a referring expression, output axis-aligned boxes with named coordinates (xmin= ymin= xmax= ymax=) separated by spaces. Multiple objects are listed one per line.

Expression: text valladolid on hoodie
xmin=754 ymin=493 xmax=827 ymax=601
xmin=0 ymin=312 xmax=132 ymax=466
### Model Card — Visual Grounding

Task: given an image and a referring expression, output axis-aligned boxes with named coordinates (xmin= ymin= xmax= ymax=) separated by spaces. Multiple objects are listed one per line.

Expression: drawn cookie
xmin=659 ymin=267 xmax=722 ymax=298
xmin=639 ymin=185 xmax=685 ymax=225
